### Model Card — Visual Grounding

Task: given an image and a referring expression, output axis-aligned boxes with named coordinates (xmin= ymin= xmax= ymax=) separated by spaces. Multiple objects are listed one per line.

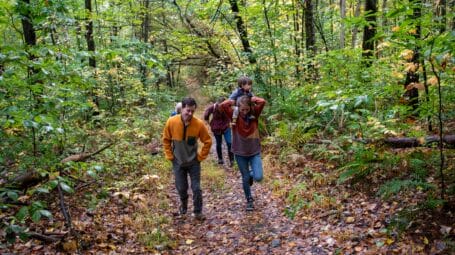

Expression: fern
xmin=378 ymin=179 xmax=435 ymax=199
xmin=275 ymin=122 xmax=317 ymax=149
xmin=337 ymin=163 xmax=362 ymax=184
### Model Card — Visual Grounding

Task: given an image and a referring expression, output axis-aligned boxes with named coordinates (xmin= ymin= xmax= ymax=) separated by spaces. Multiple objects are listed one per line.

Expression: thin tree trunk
xmin=19 ymin=0 xmax=39 ymax=157
xmin=351 ymin=0 xmax=361 ymax=48
xmin=436 ymin=0 xmax=447 ymax=32
xmin=262 ymin=0 xmax=281 ymax=88
xmin=304 ymin=0 xmax=316 ymax=77
xmin=382 ymin=0 xmax=388 ymax=28
xmin=85 ymin=0 xmax=96 ymax=68
xmin=340 ymin=0 xmax=346 ymax=49
xmin=140 ymin=0 xmax=151 ymax=87
xmin=292 ymin=0 xmax=302 ymax=86
xmin=362 ymin=0 xmax=377 ymax=66
xmin=403 ymin=0 xmax=421 ymax=113
xmin=229 ymin=0 xmax=256 ymax=64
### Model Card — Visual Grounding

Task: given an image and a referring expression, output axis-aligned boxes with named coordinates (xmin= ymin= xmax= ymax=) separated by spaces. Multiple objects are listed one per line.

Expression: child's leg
xmin=232 ymin=106 xmax=239 ymax=124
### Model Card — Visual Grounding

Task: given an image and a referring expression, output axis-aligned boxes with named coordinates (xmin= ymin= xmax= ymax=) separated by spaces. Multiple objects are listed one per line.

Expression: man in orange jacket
xmin=162 ymin=97 xmax=212 ymax=220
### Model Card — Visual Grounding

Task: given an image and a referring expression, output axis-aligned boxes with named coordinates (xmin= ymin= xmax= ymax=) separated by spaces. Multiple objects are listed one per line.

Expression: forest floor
xmin=2 ymin=78 xmax=453 ymax=254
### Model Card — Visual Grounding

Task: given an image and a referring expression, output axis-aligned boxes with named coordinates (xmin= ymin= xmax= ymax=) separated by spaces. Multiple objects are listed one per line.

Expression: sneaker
xmin=179 ymin=205 xmax=187 ymax=215
xmin=194 ymin=213 xmax=206 ymax=221
xmin=246 ymin=200 xmax=254 ymax=211
xmin=249 ymin=175 xmax=253 ymax=186
xmin=218 ymin=159 xmax=224 ymax=165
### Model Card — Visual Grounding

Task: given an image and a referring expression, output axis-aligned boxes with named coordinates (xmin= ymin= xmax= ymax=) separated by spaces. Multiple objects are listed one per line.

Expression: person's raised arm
xmin=203 ymin=104 xmax=212 ymax=122
xmin=251 ymin=96 xmax=266 ymax=116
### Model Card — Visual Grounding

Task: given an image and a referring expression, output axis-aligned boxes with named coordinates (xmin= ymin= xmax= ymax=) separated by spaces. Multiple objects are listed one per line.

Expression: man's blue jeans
xmin=172 ymin=160 xmax=202 ymax=213
xmin=234 ymin=153 xmax=263 ymax=200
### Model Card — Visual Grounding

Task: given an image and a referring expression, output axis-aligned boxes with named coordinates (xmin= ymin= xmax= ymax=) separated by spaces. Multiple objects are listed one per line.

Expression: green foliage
xmin=377 ymin=179 xmax=434 ymax=199
xmin=284 ymin=182 xmax=308 ymax=220
xmin=337 ymin=144 xmax=399 ymax=184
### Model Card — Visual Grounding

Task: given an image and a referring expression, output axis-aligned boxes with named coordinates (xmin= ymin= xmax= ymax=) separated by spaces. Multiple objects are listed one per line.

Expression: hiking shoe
xmin=246 ymin=200 xmax=254 ymax=211
xmin=179 ymin=205 xmax=187 ymax=215
xmin=249 ymin=175 xmax=253 ymax=186
xmin=194 ymin=213 xmax=206 ymax=221
xmin=218 ymin=159 xmax=224 ymax=165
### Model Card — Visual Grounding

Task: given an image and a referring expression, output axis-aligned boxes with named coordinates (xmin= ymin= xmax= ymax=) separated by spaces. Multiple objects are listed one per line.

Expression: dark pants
xmin=214 ymin=128 xmax=233 ymax=162
xmin=172 ymin=160 xmax=202 ymax=213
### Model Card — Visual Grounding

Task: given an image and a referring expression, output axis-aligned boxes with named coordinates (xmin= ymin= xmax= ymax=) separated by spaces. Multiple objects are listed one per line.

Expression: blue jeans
xmin=235 ymin=153 xmax=263 ymax=201
xmin=172 ymin=160 xmax=202 ymax=213
xmin=214 ymin=128 xmax=233 ymax=161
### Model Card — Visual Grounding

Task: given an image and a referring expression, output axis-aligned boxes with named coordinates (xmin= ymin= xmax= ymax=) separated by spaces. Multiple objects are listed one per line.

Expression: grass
xmin=201 ymin=161 xmax=226 ymax=192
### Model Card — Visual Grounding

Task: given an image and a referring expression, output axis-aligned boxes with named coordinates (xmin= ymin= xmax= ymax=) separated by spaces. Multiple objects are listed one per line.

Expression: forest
xmin=0 ymin=0 xmax=454 ymax=253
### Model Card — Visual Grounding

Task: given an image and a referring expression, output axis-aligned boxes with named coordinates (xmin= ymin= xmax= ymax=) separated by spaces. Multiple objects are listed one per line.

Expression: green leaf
xmin=49 ymin=180 xmax=58 ymax=189
xmin=16 ymin=206 xmax=29 ymax=221
xmin=7 ymin=191 xmax=19 ymax=201
xmin=87 ymin=170 xmax=97 ymax=178
xmin=39 ymin=210 xmax=52 ymax=219
xmin=35 ymin=187 xmax=50 ymax=193
xmin=59 ymin=182 xmax=74 ymax=193
xmin=31 ymin=210 xmax=41 ymax=222
xmin=18 ymin=231 xmax=29 ymax=241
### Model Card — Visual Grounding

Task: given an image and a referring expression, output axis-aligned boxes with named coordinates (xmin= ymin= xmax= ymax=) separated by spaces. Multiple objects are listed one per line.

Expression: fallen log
xmin=8 ymin=143 xmax=114 ymax=190
xmin=27 ymin=231 xmax=66 ymax=243
xmin=384 ymin=135 xmax=455 ymax=148
xmin=61 ymin=142 xmax=114 ymax=163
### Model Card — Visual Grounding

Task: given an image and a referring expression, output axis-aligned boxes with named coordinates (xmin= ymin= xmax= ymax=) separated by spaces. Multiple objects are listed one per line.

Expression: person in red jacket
xmin=162 ymin=97 xmax=212 ymax=220
xmin=220 ymin=94 xmax=266 ymax=211
xmin=204 ymin=96 xmax=234 ymax=167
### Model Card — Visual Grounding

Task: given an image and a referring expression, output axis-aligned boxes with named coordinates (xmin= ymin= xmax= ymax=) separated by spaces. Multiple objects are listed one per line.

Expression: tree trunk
xmin=351 ymin=0 xmax=361 ymax=48
xmin=19 ymin=0 xmax=37 ymax=47
xmin=436 ymin=0 xmax=447 ymax=32
xmin=340 ymin=0 xmax=346 ymax=49
xmin=85 ymin=0 xmax=96 ymax=68
xmin=229 ymin=0 xmax=256 ymax=64
xmin=403 ymin=0 xmax=421 ymax=113
xmin=140 ymin=0 xmax=151 ymax=86
xmin=304 ymin=0 xmax=317 ymax=78
xmin=262 ymin=0 xmax=282 ymax=88
xmin=292 ymin=0 xmax=303 ymax=86
xmin=361 ymin=0 xmax=377 ymax=66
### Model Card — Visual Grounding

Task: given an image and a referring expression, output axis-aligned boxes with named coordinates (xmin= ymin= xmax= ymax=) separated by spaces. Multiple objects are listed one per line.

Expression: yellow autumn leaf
xmin=404 ymin=63 xmax=417 ymax=72
xmin=386 ymin=238 xmax=394 ymax=245
xmin=392 ymin=26 xmax=400 ymax=32
xmin=400 ymin=49 xmax=414 ymax=60
xmin=423 ymin=236 xmax=429 ymax=245
xmin=186 ymin=239 xmax=194 ymax=245
xmin=107 ymin=68 xmax=118 ymax=76
xmin=392 ymin=71 xmax=404 ymax=79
